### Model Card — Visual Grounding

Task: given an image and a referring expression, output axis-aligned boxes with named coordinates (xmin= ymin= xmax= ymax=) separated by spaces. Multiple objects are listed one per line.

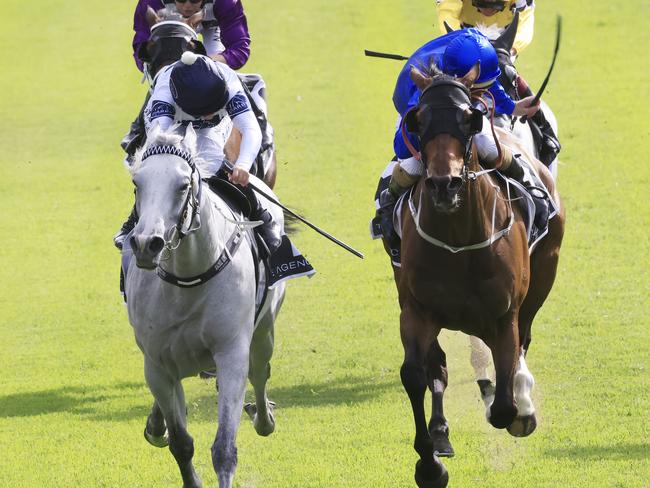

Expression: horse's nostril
xmin=448 ymin=177 xmax=463 ymax=193
xmin=149 ymin=237 xmax=165 ymax=254
xmin=129 ymin=236 xmax=138 ymax=252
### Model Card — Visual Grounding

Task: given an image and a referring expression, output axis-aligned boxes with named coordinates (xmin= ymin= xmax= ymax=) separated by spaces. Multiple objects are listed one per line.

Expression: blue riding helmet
xmin=170 ymin=53 xmax=229 ymax=117
xmin=440 ymin=31 xmax=501 ymax=87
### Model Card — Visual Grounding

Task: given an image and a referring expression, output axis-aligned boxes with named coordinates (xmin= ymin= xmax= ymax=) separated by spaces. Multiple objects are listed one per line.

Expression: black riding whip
xmin=247 ymin=182 xmax=364 ymax=259
xmin=364 ymin=49 xmax=409 ymax=61
xmin=521 ymin=15 xmax=562 ymax=123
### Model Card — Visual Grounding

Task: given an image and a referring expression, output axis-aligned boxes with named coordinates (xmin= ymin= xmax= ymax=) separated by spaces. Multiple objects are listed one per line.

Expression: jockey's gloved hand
xmin=513 ymin=95 xmax=541 ymax=118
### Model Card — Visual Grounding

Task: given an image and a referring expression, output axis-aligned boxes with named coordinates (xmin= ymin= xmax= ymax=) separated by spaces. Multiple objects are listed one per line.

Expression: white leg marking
xmin=513 ymin=354 xmax=535 ymax=416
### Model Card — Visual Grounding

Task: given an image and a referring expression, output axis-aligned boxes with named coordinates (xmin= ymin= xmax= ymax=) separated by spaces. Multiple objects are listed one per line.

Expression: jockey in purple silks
xmin=132 ymin=0 xmax=250 ymax=71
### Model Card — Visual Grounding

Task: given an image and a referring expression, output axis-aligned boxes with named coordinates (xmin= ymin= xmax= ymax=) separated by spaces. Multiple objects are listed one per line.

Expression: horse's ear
xmin=182 ymin=123 xmax=198 ymax=153
xmin=138 ymin=41 xmax=153 ymax=63
xmin=410 ymin=66 xmax=433 ymax=92
xmin=146 ymin=6 xmax=161 ymax=27
xmin=186 ymin=10 xmax=204 ymax=30
xmin=493 ymin=11 xmax=519 ymax=52
xmin=443 ymin=20 xmax=455 ymax=34
xmin=188 ymin=39 xmax=207 ymax=56
xmin=458 ymin=62 xmax=481 ymax=88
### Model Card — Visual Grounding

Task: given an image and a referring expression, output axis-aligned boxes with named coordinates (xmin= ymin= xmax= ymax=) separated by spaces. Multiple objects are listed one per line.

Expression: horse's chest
xmin=406 ymin=262 xmax=515 ymax=328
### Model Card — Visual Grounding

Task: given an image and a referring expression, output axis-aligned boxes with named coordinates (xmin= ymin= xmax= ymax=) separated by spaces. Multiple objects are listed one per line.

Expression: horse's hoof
xmin=244 ymin=401 xmax=276 ymax=437
xmin=431 ymin=431 xmax=455 ymax=458
xmin=488 ymin=402 xmax=517 ymax=429
xmin=507 ymin=413 xmax=537 ymax=437
xmin=144 ymin=427 xmax=169 ymax=448
xmin=414 ymin=458 xmax=449 ymax=488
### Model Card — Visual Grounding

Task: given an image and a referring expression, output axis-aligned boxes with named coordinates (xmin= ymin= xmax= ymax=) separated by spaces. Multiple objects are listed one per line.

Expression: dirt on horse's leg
xmin=400 ymin=303 xmax=448 ymax=488
xmin=486 ymin=312 xmax=519 ymax=430
xmin=426 ymin=340 xmax=454 ymax=458
xmin=144 ymin=359 xmax=202 ymax=488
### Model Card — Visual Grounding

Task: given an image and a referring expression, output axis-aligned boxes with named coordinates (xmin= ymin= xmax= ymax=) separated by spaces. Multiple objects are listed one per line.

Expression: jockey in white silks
xmin=120 ymin=52 xmax=282 ymax=254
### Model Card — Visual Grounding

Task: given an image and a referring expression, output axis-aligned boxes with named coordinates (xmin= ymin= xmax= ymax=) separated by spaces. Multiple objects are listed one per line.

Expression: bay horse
xmin=388 ymin=66 xmax=565 ymax=487
xmin=125 ymin=124 xmax=284 ymax=488
xmin=135 ymin=6 xmax=278 ymax=187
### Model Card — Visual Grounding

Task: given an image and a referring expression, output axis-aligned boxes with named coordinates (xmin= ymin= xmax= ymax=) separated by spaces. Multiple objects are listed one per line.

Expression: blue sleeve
xmin=488 ymin=81 xmax=516 ymax=116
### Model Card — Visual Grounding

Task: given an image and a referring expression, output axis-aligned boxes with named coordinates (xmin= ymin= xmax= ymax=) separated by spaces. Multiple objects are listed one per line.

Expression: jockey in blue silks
xmin=379 ymin=28 xmax=548 ymax=242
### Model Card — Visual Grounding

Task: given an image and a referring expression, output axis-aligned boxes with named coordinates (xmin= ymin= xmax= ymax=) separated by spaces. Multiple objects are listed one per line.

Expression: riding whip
xmin=222 ymin=163 xmax=364 ymax=259
xmin=248 ymin=182 xmax=364 ymax=259
xmin=364 ymin=49 xmax=408 ymax=61
xmin=521 ymin=15 xmax=562 ymax=123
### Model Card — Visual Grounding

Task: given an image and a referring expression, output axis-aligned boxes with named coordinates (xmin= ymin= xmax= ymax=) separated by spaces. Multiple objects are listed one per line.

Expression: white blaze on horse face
xmin=513 ymin=353 xmax=535 ymax=416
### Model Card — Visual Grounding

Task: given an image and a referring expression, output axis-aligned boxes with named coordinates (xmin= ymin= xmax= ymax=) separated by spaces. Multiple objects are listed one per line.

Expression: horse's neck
xmin=416 ymin=170 xmax=507 ymax=246
xmin=164 ymin=188 xmax=231 ymax=277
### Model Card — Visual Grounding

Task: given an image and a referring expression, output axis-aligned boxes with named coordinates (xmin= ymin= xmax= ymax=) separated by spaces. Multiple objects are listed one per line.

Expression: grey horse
xmin=124 ymin=124 xmax=284 ymax=487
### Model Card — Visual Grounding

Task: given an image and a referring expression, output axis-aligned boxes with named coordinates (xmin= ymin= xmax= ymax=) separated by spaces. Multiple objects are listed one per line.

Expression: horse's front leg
xmin=485 ymin=312 xmax=519 ymax=429
xmin=400 ymin=303 xmax=448 ymax=488
xmin=212 ymin=336 xmax=251 ymax=488
xmin=144 ymin=358 xmax=202 ymax=488
xmin=426 ymin=340 xmax=454 ymax=458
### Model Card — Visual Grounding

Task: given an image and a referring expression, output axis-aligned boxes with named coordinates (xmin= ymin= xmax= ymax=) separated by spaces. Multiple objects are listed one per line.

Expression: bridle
xmin=139 ymin=144 xmax=202 ymax=250
xmin=401 ymin=78 xmax=502 ymax=184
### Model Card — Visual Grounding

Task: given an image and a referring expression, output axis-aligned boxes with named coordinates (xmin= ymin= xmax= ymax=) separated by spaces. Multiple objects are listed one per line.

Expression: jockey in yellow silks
xmin=436 ymin=0 xmax=534 ymax=56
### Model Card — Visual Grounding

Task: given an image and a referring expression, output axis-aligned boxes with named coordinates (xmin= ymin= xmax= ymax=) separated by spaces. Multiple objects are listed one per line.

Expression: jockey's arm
xmin=226 ymin=92 xmax=261 ymax=185
xmin=512 ymin=0 xmax=535 ymax=55
xmin=213 ymin=0 xmax=251 ymax=70
xmin=435 ymin=0 xmax=463 ymax=33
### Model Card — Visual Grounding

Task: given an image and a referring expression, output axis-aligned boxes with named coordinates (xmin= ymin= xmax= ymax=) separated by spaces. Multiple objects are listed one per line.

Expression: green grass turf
xmin=0 ymin=0 xmax=648 ymax=486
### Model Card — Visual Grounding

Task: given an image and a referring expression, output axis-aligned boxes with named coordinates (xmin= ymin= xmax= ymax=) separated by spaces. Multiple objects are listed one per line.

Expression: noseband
xmin=140 ymin=144 xmax=202 ymax=247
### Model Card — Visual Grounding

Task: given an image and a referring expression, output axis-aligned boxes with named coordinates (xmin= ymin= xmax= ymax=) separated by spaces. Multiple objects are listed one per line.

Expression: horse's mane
xmin=129 ymin=125 xmax=185 ymax=175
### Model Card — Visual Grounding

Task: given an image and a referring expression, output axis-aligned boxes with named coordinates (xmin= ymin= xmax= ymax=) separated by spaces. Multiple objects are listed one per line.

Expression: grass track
xmin=0 ymin=1 xmax=648 ymax=486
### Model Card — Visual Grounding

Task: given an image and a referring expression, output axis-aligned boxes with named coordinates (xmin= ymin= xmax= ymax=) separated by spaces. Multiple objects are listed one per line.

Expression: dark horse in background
xmin=385 ymin=64 xmax=565 ymax=487
xmin=125 ymin=6 xmax=277 ymax=188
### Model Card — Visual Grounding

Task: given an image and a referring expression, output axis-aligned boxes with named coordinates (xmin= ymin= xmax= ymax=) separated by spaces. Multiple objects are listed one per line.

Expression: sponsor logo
xmin=150 ymin=100 xmax=175 ymax=120
xmin=226 ymin=93 xmax=250 ymax=118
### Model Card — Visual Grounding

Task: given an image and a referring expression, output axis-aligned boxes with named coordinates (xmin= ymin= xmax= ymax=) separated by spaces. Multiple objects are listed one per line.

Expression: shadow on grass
xmin=0 ymin=375 xmax=402 ymax=424
xmin=545 ymin=443 xmax=650 ymax=460
xmin=191 ymin=374 xmax=401 ymax=422
xmin=0 ymin=382 xmax=148 ymax=420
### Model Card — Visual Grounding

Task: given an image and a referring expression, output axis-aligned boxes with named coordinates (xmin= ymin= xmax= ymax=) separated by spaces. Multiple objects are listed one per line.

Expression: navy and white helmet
xmin=170 ymin=52 xmax=229 ymax=117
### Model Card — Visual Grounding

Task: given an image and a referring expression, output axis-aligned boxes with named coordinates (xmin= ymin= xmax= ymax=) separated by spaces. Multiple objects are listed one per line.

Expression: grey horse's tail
xmin=283 ymin=209 xmax=300 ymax=235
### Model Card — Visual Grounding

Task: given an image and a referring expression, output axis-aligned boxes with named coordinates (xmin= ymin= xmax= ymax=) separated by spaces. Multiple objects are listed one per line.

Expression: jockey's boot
xmin=113 ymin=205 xmax=138 ymax=250
xmin=377 ymin=162 xmax=419 ymax=248
xmin=499 ymin=150 xmax=549 ymax=229
xmin=241 ymin=184 xmax=282 ymax=256
xmin=120 ymin=92 xmax=151 ymax=159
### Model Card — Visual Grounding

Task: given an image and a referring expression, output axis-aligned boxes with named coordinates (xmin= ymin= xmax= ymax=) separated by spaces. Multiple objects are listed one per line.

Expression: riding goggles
xmin=471 ymin=0 xmax=507 ymax=12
